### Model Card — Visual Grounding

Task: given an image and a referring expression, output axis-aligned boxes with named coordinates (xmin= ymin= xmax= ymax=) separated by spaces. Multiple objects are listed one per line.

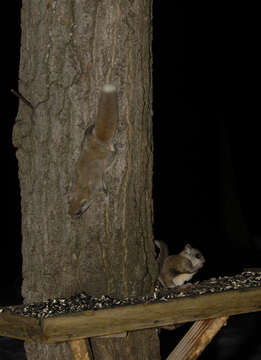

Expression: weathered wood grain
xmin=68 ymin=339 xmax=93 ymax=360
xmin=0 ymin=311 xmax=41 ymax=342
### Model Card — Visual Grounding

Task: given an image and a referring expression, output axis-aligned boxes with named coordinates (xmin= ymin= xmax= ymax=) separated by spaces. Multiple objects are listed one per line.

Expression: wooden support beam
xmin=0 ymin=286 xmax=260 ymax=344
xmin=68 ymin=339 xmax=93 ymax=360
xmin=167 ymin=317 xmax=228 ymax=360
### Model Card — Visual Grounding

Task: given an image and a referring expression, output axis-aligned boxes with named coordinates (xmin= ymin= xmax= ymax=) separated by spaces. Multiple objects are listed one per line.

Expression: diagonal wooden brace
xmin=167 ymin=316 xmax=229 ymax=360
xmin=68 ymin=339 xmax=93 ymax=360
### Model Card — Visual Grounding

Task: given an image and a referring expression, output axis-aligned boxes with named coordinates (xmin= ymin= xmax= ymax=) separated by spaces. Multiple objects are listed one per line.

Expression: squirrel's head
xmin=183 ymin=244 xmax=205 ymax=269
xmin=68 ymin=189 xmax=92 ymax=218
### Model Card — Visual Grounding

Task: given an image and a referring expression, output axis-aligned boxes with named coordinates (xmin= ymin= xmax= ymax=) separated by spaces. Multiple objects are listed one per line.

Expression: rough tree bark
xmin=13 ymin=0 xmax=160 ymax=359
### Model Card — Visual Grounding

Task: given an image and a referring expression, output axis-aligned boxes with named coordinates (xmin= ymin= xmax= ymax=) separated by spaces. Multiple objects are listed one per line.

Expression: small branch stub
xmin=11 ymin=89 xmax=34 ymax=110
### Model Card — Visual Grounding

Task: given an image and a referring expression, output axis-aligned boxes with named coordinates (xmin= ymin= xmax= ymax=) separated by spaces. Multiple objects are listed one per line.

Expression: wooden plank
xmin=42 ymin=287 xmax=261 ymax=343
xmin=167 ymin=317 xmax=228 ymax=360
xmin=0 ymin=310 xmax=41 ymax=342
xmin=97 ymin=332 xmax=127 ymax=338
xmin=0 ymin=287 xmax=260 ymax=344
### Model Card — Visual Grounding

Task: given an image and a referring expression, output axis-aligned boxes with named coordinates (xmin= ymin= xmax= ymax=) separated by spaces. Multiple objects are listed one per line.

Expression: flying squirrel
xmin=155 ymin=241 xmax=205 ymax=288
xmin=68 ymin=84 xmax=118 ymax=217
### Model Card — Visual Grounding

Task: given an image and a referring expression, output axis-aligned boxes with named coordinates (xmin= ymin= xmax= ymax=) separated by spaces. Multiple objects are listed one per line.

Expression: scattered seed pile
xmin=1 ymin=271 xmax=260 ymax=319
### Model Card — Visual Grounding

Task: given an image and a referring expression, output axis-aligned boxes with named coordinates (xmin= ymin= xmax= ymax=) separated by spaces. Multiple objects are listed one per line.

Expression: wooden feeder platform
xmin=0 ymin=272 xmax=260 ymax=360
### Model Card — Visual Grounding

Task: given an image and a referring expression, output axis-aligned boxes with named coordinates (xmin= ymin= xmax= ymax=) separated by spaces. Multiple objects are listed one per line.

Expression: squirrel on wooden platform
xmin=155 ymin=241 xmax=205 ymax=288
xmin=68 ymin=84 xmax=118 ymax=217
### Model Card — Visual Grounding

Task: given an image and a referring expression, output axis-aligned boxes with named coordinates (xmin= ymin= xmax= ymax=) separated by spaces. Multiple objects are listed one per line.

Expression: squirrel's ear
xmin=184 ymin=244 xmax=192 ymax=250
xmin=155 ymin=240 xmax=161 ymax=249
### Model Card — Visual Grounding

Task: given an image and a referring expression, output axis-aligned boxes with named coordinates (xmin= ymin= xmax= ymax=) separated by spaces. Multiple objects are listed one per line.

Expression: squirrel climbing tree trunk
xmin=13 ymin=0 xmax=160 ymax=359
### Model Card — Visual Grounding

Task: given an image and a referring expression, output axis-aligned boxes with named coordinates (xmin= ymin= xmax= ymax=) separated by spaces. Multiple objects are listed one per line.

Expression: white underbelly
xmin=172 ymin=272 xmax=195 ymax=287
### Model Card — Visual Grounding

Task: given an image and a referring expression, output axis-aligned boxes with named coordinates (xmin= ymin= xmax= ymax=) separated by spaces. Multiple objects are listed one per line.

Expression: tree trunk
xmin=13 ymin=0 xmax=160 ymax=359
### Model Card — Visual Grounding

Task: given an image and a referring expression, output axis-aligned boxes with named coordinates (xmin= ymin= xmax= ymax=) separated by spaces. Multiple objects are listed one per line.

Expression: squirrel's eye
xmin=195 ymin=253 xmax=201 ymax=259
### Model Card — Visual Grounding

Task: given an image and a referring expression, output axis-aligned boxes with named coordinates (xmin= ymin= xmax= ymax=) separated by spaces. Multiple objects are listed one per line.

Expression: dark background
xmin=1 ymin=2 xmax=261 ymax=359
xmin=153 ymin=4 xmax=261 ymax=274
xmin=153 ymin=4 xmax=261 ymax=359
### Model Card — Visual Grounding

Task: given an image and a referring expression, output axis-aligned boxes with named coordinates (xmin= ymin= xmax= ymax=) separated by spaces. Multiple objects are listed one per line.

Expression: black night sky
xmin=1 ymin=2 xmax=261 ymax=359
xmin=153 ymin=4 xmax=261 ymax=273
